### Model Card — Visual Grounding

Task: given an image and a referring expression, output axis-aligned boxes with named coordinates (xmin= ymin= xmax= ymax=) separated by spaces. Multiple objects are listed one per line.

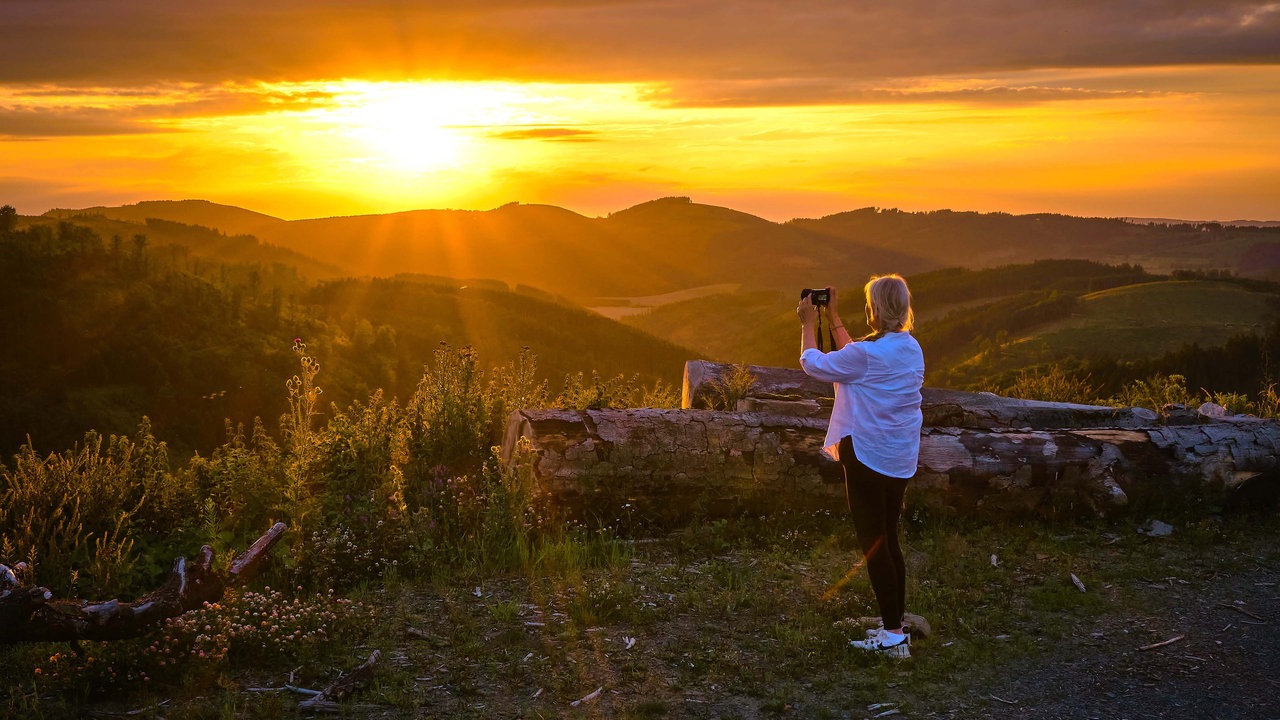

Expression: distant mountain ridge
xmin=46 ymin=199 xmax=287 ymax=237
xmin=43 ymin=198 xmax=1280 ymax=297
xmin=1124 ymin=217 xmax=1280 ymax=228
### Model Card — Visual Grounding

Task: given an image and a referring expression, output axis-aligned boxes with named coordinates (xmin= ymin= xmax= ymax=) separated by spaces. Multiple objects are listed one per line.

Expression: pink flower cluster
xmin=147 ymin=586 xmax=373 ymax=668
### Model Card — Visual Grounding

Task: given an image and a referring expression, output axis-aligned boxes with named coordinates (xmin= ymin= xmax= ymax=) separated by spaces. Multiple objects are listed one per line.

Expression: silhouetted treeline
xmin=910 ymin=259 xmax=1152 ymax=306
xmin=0 ymin=217 xmax=695 ymax=459
xmin=0 ymin=218 xmax=301 ymax=456
xmin=1080 ymin=319 xmax=1280 ymax=399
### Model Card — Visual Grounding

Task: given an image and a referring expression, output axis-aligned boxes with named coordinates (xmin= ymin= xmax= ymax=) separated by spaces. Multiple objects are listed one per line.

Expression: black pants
xmin=839 ymin=435 xmax=909 ymax=629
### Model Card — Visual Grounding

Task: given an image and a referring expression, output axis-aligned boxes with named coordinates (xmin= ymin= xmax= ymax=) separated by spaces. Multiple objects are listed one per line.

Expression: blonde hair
xmin=864 ymin=274 xmax=914 ymax=333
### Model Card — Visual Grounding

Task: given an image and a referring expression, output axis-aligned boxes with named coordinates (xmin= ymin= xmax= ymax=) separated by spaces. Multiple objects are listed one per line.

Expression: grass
xmin=950 ymin=280 xmax=1277 ymax=383
xmin=12 ymin=505 xmax=1277 ymax=718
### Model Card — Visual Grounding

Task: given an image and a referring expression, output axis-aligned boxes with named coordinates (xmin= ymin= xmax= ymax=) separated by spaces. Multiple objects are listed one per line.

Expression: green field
xmin=942 ymin=280 xmax=1278 ymax=386
xmin=1014 ymin=280 xmax=1271 ymax=357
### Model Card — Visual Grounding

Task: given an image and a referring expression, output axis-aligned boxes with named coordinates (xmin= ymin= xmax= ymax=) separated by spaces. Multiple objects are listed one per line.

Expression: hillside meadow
xmin=938 ymin=279 xmax=1279 ymax=389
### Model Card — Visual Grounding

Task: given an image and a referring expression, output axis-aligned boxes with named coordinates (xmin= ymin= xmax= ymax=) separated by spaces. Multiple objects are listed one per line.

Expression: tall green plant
xmin=185 ymin=418 xmax=286 ymax=544
xmin=281 ymin=341 xmax=323 ymax=530
xmin=404 ymin=343 xmax=494 ymax=478
xmin=0 ymin=427 xmax=164 ymax=596
xmin=1001 ymin=365 xmax=1098 ymax=405
xmin=1107 ymin=373 xmax=1196 ymax=412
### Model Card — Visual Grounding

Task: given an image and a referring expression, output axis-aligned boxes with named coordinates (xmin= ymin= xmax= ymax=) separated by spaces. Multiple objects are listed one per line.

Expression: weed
xmin=704 ymin=364 xmax=757 ymax=410
xmin=1002 ymin=365 xmax=1097 ymax=404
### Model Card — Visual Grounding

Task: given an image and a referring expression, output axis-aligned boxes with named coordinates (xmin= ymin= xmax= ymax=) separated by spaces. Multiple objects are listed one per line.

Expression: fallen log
xmin=0 ymin=522 xmax=286 ymax=644
xmin=683 ymin=359 xmax=1162 ymax=428
xmin=502 ymin=406 xmax=1280 ymax=520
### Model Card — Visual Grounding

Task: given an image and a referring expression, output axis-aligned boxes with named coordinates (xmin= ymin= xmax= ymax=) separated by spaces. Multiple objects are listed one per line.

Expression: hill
xmin=0 ymin=219 xmax=697 ymax=458
xmin=790 ymin=208 xmax=1280 ymax=279
xmin=30 ymin=198 xmax=1280 ymax=405
xmin=619 ymin=260 xmax=1158 ymax=369
xmin=936 ymin=279 xmax=1280 ymax=388
xmin=45 ymin=197 xmax=936 ymax=299
xmin=51 ymin=198 xmax=1280 ymax=303
xmin=45 ymin=199 xmax=287 ymax=237
xmin=24 ymin=211 xmax=342 ymax=285
xmin=619 ymin=261 xmax=1280 ymax=397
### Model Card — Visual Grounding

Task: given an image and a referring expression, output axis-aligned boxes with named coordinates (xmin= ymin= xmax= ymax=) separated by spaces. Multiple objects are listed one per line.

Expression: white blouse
xmin=799 ymin=331 xmax=924 ymax=478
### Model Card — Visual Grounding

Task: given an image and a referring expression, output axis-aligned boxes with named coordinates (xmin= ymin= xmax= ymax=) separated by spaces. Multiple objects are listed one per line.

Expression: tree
xmin=0 ymin=204 xmax=16 ymax=235
xmin=131 ymin=233 xmax=149 ymax=273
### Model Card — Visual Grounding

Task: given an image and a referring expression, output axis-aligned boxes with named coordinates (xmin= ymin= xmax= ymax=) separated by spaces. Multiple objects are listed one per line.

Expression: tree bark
xmin=0 ymin=522 xmax=286 ymax=644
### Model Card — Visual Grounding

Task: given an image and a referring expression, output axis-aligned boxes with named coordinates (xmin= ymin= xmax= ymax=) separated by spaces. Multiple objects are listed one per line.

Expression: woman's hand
xmin=825 ymin=286 xmax=841 ymax=321
xmin=797 ymin=295 xmax=819 ymax=327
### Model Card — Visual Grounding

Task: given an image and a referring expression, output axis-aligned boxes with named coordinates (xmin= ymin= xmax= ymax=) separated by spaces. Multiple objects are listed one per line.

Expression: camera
xmin=800 ymin=288 xmax=830 ymax=306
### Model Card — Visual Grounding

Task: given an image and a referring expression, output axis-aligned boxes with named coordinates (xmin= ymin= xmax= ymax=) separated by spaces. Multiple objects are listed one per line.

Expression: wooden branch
xmin=0 ymin=524 xmax=286 ymax=644
xmin=228 ymin=521 xmax=286 ymax=585
xmin=298 ymin=650 xmax=382 ymax=711
xmin=1217 ymin=601 xmax=1266 ymax=622
xmin=1138 ymin=635 xmax=1185 ymax=651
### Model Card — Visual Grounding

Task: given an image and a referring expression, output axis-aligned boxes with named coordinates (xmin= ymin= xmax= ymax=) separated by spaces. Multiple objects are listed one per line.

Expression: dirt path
xmin=938 ymin=556 xmax=1280 ymax=719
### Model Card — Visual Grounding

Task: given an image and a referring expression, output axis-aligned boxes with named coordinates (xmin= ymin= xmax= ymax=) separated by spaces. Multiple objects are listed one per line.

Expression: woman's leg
xmin=881 ymin=474 xmax=909 ymax=629
xmin=839 ymin=437 xmax=906 ymax=631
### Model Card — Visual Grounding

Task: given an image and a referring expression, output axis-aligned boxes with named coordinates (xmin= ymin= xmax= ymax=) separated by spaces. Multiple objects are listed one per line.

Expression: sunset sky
xmin=2 ymin=1 xmax=1278 ymax=221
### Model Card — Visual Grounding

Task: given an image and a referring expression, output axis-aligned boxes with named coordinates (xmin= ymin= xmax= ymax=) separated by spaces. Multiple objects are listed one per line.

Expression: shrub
xmin=1107 ymin=373 xmax=1197 ymax=412
xmin=556 ymin=370 xmax=675 ymax=409
xmin=185 ymin=418 xmax=287 ymax=547
xmin=1001 ymin=365 xmax=1098 ymax=405
xmin=702 ymin=364 xmax=757 ymax=409
xmin=290 ymin=390 xmax=409 ymax=588
xmin=404 ymin=343 xmax=498 ymax=478
xmin=0 ymin=421 xmax=186 ymax=597
xmin=1255 ymin=383 xmax=1280 ymax=418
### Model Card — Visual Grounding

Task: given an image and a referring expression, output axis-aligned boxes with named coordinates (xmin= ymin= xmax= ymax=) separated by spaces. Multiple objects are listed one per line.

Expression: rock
xmin=500 ymin=363 xmax=1280 ymax=521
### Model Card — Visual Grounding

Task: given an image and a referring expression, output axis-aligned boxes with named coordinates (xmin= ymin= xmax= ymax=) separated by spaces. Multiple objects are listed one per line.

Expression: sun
xmin=330 ymin=83 xmax=486 ymax=173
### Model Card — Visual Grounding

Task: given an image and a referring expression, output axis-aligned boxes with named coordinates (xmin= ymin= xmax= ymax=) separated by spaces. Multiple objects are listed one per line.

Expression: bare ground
xmin=945 ymin=556 xmax=1280 ymax=720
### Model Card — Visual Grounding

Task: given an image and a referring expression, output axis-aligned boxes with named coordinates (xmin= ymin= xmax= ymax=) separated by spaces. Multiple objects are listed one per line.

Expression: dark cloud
xmin=0 ymin=84 xmax=340 ymax=138
xmin=488 ymin=127 xmax=598 ymax=141
xmin=644 ymin=79 xmax=1166 ymax=108
xmin=0 ymin=106 xmax=173 ymax=138
xmin=1 ymin=0 xmax=1276 ymax=92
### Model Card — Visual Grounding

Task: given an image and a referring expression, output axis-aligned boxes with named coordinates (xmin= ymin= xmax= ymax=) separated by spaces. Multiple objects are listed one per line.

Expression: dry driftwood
xmin=297 ymin=650 xmax=382 ymax=712
xmin=683 ymin=359 xmax=1161 ymax=428
xmin=0 ymin=522 xmax=286 ymax=644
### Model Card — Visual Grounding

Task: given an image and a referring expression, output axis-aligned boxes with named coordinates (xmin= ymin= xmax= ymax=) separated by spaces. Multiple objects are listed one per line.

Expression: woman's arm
xmin=825 ymin=286 xmax=853 ymax=349
xmin=798 ymin=295 xmax=820 ymax=353
xmin=799 ymin=291 xmax=868 ymax=383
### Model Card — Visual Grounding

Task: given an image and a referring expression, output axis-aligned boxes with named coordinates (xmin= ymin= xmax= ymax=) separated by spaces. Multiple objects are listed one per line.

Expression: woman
xmin=797 ymin=274 xmax=924 ymax=659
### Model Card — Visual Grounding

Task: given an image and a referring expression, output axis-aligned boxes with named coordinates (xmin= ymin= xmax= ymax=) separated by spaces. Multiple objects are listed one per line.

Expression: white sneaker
xmin=850 ymin=628 xmax=911 ymax=658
